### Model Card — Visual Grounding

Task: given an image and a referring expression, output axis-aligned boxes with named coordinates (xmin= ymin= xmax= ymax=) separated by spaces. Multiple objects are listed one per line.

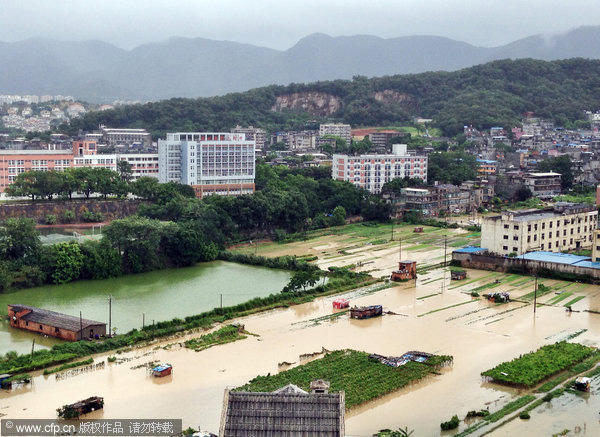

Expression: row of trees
xmin=5 ymin=167 xmax=195 ymax=202
xmin=0 ymin=216 xmax=219 ymax=291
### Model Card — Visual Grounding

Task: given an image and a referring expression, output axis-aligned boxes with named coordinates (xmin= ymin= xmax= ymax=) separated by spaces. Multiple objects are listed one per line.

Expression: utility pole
xmin=108 ymin=295 xmax=112 ymax=338
xmin=534 ymin=274 xmax=538 ymax=315
xmin=80 ymin=311 xmax=83 ymax=340
xmin=220 ymin=293 xmax=223 ymax=310
xmin=142 ymin=313 xmax=145 ymax=329
xmin=399 ymin=237 xmax=402 ymax=261
xmin=31 ymin=339 xmax=35 ymax=360
xmin=442 ymin=235 xmax=448 ymax=294
xmin=391 ymin=220 xmax=394 ymax=241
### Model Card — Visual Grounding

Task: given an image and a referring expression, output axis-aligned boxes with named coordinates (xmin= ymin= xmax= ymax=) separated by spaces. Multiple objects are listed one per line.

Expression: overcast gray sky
xmin=1 ymin=0 xmax=600 ymax=50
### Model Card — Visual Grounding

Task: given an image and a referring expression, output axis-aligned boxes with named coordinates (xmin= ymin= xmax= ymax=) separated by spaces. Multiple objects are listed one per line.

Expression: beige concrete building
xmin=592 ymin=230 xmax=600 ymax=262
xmin=481 ymin=203 xmax=597 ymax=256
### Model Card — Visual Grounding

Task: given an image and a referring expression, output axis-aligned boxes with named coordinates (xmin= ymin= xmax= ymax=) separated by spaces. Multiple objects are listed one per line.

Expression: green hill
xmin=63 ymin=58 xmax=600 ymax=138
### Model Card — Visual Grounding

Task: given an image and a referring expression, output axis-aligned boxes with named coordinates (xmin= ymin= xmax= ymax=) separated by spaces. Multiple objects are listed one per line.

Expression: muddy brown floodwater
xmin=2 ymin=234 xmax=600 ymax=436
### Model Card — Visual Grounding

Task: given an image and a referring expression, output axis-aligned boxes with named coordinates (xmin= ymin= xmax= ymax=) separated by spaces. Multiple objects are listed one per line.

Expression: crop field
xmin=481 ymin=342 xmax=595 ymax=387
xmin=236 ymin=349 xmax=452 ymax=409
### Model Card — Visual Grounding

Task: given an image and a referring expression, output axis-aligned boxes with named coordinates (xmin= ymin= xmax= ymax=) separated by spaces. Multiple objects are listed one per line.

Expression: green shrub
xmin=45 ymin=214 xmax=57 ymax=225
xmin=440 ymin=415 xmax=460 ymax=430
xmin=81 ymin=211 xmax=103 ymax=222
xmin=61 ymin=210 xmax=76 ymax=223
xmin=519 ymin=412 xmax=530 ymax=419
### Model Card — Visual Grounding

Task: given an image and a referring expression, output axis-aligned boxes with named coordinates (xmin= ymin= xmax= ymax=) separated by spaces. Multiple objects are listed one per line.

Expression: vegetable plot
xmin=482 ymin=342 xmax=595 ymax=387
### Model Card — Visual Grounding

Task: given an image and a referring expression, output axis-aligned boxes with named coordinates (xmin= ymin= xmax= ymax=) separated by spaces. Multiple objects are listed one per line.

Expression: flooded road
xmin=0 ymin=261 xmax=291 ymax=355
xmin=2 ymin=225 xmax=600 ymax=436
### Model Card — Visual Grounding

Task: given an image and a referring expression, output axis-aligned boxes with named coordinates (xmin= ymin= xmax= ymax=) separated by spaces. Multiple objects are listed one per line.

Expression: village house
xmin=8 ymin=305 xmax=106 ymax=341
xmin=219 ymin=380 xmax=345 ymax=436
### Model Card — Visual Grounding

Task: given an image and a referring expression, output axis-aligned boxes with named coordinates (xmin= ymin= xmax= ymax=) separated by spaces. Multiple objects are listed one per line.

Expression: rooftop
xmin=8 ymin=305 xmax=105 ymax=332
xmin=526 ymin=172 xmax=562 ymax=177
xmin=221 ymin=388 xmax=344 ymax=436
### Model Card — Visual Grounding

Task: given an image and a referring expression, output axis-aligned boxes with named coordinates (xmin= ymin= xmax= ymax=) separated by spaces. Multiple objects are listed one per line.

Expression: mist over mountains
xmin=2 ymin=26 xmax=600 ymax=103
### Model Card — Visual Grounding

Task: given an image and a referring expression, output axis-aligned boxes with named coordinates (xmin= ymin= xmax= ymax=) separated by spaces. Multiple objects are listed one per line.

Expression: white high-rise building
xmin=332 ymin=144 xmax=427 ymax=194
xmin=158 ymin=132 xmax=255 ymax=198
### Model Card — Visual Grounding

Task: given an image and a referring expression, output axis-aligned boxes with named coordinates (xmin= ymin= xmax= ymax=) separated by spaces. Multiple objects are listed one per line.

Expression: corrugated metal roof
xmin=521 ymin=251 xmax=588 ymax=265
xmin=520 ymin=251 xmax=600 ymax=269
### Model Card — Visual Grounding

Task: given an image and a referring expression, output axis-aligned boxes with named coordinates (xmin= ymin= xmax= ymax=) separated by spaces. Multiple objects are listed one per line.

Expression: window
xmin=534 ymin=224 xmax=538 ymax=231
xmin=513 ymin=236 xmax=518 ymax=241
xmin=503 ymin=224 xmax=509 ymax=229
xmin=55 ymin=327 xmax=59 ymax=333
xmin=503 ymin=246 xmax=508 ymax=251
xmin=534 ymin=235 xmax=537 ymax=241
xmin=527 ymin=236 xmax=531 ymax=243
xmin=39 ymin=324 xmax=43 ymax=330
xmin=549 ymin=222 xmax=553 ymax=228
xmin=541 ymin=233 xmax=545 ymax=240
xmin=503 ymin=235 xmax=508 ymax=240
xmin=514 ymin=225 xmax=519 ymax=230
xmin=541 ymin=244 xmax=544 ymax=250
xmin=542 ymin=223 xmax=545 ymax=230
xmin=528 ymin=225 xmax=531 ymax=232
xmin=513 ymin=247 xmax=518 ymax=252
xmin=549 ymin=243 xmax=552 ymax=249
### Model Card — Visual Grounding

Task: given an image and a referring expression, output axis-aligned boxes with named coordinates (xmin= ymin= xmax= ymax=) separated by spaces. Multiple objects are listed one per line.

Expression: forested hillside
xmin=63 ymin=58 xmax=600 ymax=138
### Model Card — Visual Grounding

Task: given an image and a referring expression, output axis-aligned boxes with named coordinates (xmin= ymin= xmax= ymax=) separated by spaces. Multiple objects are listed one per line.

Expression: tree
xmin=79 ymin=239 xmax=122 ymax=280
xmin=515 ymin=186 xmax=533 ymax=202
xmin=331 ymin=206 xmax=346 ymax=226
xmin=0 ymin=218 xmax=41 ymax=262
xmin=117 ymin=160 xmax=133 ymax=183
xmin=103 ymin=216 xmax=164 ymax=273
xmin=283 ymin=269 xmax=320 ymax=293
xmin=50 ymin=242 xmax=84 ymax=284
xmin=131 ymin=176 xmax=161 ymax=201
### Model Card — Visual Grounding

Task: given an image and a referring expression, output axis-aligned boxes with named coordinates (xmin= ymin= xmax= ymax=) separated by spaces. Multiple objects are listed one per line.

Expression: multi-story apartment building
xmin=523 ymin=172 xmax=562 ymax=199
xmin=481 ymin=203 xmax=597 ymax=256
xmin=0 ymin=141 xmax=159 ymax=194
xmin=319 ymin=123 xmax=352 ymax=147
xmin=476 ymin=159 xmax=497 ymax=178
xmin=231 ymin=126 xmax=266 ymax=150
xmin=100 ymin=126 xmax=152 ymax=147
xmin=0 ymin=150 xmax=74 ymax=192
xmin=158 ymin=132 xmax=255 ymax=198
xmin=366 ymin=130 xmax=409 ymax=152
xmin=332 ymin=144 xmax=427 ymax=194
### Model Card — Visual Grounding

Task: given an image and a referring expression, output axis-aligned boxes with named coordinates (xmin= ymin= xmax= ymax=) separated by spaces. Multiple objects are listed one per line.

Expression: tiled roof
xmin=221 ymin=389 xmax=344 ymax=436
xmin=9 ymin=305 xmax=105 ymax=332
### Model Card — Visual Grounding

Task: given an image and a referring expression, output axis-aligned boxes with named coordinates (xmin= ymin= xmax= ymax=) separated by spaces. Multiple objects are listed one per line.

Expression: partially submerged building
xmin=219 ymin=381 xmax=345 ymax=436
xmin=8 ymin=305 xmax=106 ymax=341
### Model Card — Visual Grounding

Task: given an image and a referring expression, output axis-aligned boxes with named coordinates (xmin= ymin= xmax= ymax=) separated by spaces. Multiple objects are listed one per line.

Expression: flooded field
xmin=0 ymin=261 xmax=291 ymax=355
xmin=2 ymin=222 xmax=600 ymax=436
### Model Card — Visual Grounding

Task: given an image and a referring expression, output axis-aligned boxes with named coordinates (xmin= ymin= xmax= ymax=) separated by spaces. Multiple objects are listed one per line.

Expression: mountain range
xmin=2 ymin=26 xmax=600 ymax=102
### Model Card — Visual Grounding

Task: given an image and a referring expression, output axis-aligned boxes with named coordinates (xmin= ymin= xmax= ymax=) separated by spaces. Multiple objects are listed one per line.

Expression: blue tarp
xmin=152 ymin=365 xmax=171 ymax=372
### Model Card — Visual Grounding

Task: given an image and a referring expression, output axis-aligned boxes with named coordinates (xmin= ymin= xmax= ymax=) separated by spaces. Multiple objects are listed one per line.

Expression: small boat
xmin=152 ymin=364 xmax=172 ymax=377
